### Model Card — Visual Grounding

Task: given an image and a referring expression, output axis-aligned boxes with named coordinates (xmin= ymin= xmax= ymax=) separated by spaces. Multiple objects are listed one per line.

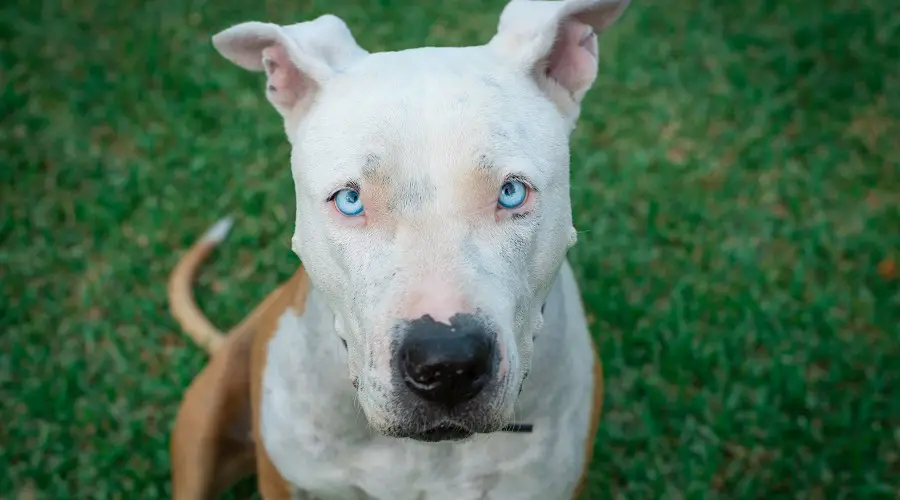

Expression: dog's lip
xmin=407 ymin=423 xmax=474 ymax=442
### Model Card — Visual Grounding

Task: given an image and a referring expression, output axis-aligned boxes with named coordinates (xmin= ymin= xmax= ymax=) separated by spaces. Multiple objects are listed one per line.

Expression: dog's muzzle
xmin=397 ymin=313 xmax=496 ymax=409
xmin=385 ymin=313 xmax=497 ymax=441
xmin=383 ymin=313 xmax=535 ymax=442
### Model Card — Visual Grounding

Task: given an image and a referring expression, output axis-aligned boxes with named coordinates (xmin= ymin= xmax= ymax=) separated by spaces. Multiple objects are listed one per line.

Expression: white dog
xmin=168 ymin=0 xmax=631 ymax=498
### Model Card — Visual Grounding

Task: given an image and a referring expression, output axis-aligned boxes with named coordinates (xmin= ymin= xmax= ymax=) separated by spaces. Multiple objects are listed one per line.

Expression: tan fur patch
xmin=170 ymin=312 xmax=258 ymax=499
xmin=251 ymin=269 xmax=311 ymax=499
xmin=572 ymin=341 xmax=604 ymax=499
xmin=460 ymin=167 xmax=500 ymax=217
xmin=169 ymin=267 xmax=311 ymax=499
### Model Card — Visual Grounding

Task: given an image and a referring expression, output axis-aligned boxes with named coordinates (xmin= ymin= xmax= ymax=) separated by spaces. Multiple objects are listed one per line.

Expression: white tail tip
xmin=201 ymin=216 xmax=235 ymax=243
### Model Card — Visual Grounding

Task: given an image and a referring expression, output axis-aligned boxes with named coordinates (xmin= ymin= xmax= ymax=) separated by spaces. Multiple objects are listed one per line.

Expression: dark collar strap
xmin=500 ymin=423 xmax=533 ymax=433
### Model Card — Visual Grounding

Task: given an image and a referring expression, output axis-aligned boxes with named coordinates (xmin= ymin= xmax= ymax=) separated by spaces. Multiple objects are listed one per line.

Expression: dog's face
xmin=213 ymin=0 xmax=629 ymax=441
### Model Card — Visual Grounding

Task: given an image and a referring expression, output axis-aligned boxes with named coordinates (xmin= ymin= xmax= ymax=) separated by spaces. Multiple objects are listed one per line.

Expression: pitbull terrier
xmin=167 ymin=0 xmax=631 ymax=498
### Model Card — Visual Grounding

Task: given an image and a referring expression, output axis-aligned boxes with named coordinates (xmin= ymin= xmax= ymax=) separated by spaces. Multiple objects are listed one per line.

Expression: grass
xmin=1 ymin=0 xmax=899 ymax=497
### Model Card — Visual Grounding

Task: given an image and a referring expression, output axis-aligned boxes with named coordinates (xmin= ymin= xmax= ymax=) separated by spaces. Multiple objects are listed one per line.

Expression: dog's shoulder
xmin=170 ymin=267 xmax=311 ymax=499
xmin=217 ymin=266 xmax=310 ymax=379
xmin=248 ymin=267 xmax=311 ymax=499
xmin=228 ymin=266 xmax=311 ymax=339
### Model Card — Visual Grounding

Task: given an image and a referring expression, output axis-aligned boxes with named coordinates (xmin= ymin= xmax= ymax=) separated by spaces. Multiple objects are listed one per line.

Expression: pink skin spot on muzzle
xmin=401 ymin=274 xmax=471 ymax=325
xmin=497 ymin=338 xmax=509 ymax=379
xmin=398 ymin=273 xmax=510 ymax=383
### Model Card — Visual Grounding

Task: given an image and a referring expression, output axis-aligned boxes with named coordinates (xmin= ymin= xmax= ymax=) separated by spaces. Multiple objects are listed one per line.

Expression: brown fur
xmin=170 ymin=268 xmax=309 ymax=499
xmin=573 ymin=342 xmax=604 ymax=499
xmin=250 ymin=270 xmax=310 ymax=499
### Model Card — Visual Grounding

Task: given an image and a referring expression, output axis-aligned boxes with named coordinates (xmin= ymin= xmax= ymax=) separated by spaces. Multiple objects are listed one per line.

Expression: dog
xmin=168 ymin=0 xmax=631 ymax=498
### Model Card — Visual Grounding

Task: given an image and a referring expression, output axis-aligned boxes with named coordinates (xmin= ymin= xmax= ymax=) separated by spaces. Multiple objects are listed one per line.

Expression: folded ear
xmin=212 ymin=15 xmax=367 ymax=120
xmin=489 ymin=0 xmax=630 ymax=123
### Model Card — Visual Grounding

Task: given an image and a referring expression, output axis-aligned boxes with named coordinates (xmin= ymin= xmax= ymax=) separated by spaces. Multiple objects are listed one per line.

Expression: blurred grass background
xmin=2 ymin=0 xmax=899 ymax=498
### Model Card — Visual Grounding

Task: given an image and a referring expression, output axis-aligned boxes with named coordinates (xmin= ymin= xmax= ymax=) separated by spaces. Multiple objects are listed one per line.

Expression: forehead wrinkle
xmin=361 ymin=154 xmax=437 ymax=216
xmin=362 ymin=153 xmax=380 ymax=174
xmin=476 ymin=154 xmax=495 ymax=172
xmin=361 ymin=153 xmax=389 ymax=185
xmin=388 ymin=175 xmax=434 ymax=214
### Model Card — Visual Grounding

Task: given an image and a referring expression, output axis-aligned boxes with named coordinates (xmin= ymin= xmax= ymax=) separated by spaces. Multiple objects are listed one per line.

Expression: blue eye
xmin=497 ymin=179 xmax=528 ymax=209
xmin=334 ymin=188 xmax=364 ymax=216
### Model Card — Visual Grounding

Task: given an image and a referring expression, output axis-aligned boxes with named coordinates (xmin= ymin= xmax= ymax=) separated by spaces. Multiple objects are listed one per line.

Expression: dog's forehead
xmin=292 ymin=47 xmax=568 ymax=200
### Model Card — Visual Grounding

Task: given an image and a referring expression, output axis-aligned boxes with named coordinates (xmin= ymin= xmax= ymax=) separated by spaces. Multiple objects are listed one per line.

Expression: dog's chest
xmin=268 ymin=429 xmax=575 ymax=500
xmin=258 ymin=305 xmax=589 ymax=500
xmin=263 ymin=405 xmax=583 ymax=500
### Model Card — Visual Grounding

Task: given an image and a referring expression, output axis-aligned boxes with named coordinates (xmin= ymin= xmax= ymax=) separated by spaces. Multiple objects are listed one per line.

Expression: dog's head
xmin=213 ymin=0 xmax=629 ymax=441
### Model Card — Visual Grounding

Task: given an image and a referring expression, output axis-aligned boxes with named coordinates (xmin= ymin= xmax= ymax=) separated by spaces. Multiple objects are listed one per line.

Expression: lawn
xmin=2 ymin=0 xmax=899 ymax=497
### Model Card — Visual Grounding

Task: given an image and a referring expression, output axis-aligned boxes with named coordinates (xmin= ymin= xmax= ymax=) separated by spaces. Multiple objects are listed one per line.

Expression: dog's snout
xmin=398 ymin=314 xmax=495 ymax=407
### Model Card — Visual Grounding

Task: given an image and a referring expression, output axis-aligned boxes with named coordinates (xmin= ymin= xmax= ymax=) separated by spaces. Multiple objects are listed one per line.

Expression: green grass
xmin=2 ymin=0 xmax=899 ymax=497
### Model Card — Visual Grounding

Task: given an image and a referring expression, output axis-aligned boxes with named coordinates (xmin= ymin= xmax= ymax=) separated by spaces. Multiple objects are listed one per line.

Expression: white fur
xmin=262 ymin=263 xmax=596 ymax=499
xmin=200 ymin=216 xmax=234 ymax=243
xmin=212 ymin=0 xmax=630 ymax=497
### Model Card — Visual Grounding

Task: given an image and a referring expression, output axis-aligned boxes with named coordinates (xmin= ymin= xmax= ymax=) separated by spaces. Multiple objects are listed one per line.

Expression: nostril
xmin=402 ymin=355 xmax=491 ymax=390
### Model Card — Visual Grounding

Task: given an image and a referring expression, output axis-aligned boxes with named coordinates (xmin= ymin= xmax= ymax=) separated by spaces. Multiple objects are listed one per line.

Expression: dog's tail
xmin=167 ymin=217 xmax=234 ymax=355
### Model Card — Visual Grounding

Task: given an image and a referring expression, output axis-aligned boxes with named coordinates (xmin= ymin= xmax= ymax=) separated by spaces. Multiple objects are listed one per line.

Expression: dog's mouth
xmin=405 ymin=421 xmax=534 ymax=442
xmin=409 ymin=423 xmax=473 ymax=442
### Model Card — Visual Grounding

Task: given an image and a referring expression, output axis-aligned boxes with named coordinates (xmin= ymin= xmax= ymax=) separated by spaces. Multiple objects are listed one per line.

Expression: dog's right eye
xmin=333 ymin=188 xmax=364 ymax=216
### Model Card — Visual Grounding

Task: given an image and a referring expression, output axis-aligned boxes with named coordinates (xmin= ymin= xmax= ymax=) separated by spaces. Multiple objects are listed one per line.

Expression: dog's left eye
xmin=334 ymin=188 xmax=364 ymax=216
xmin=497 ymin=179 xmax=528 ymax=209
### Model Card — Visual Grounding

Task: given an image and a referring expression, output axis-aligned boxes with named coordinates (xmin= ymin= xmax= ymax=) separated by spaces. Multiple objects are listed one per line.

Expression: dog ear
xmin=489 ymin=0 xmax=630 ymax=122
xmin=212 ymin=15 xmax=367 ymax=119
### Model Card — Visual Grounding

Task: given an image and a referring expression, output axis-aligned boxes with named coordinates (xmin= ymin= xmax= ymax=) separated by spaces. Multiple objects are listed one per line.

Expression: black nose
xmin=397 ymin=314 xmax=496 ymax=407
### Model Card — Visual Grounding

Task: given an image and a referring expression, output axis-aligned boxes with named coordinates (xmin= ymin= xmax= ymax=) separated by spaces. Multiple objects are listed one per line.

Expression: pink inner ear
xmin=545 ymin=19 xmax=599 ymax=97
xmin=261 ymin=45 xmax=305 ymax=110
